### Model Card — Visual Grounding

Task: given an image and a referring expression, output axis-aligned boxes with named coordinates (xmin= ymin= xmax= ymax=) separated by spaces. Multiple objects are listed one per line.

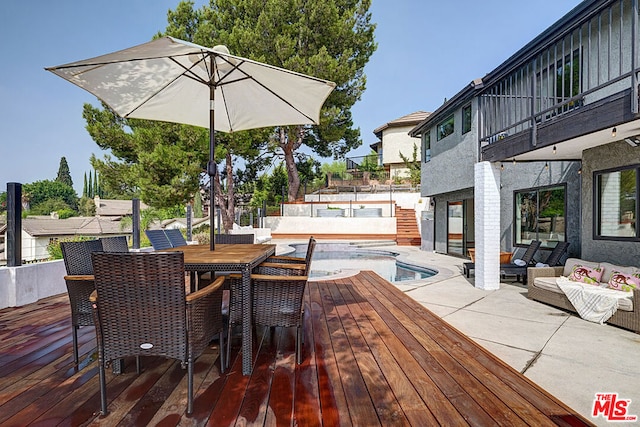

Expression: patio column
xmin=474 ymin=162 xmax=500 ymax=290
xmin=7 ymin=183 xmax=22 ymax=267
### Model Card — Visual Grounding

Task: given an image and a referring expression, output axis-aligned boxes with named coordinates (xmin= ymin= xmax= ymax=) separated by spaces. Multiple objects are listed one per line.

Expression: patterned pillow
xmin=568 ymin=264 xmax=604 ymax=285
xmin=607 ymin=271 xmax=640 ymax=292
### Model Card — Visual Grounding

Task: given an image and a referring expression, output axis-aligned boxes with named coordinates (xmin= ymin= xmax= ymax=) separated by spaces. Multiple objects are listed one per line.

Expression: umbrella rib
xmin=216 ymin=58 xmax=320 ymax=126
xmin=124 ymin=55 xmax=212 ymax=119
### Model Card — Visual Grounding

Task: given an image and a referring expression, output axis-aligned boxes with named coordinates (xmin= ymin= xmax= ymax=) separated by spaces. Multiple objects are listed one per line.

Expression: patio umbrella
xmin=46 ymin=36 xmax=336 ymax=249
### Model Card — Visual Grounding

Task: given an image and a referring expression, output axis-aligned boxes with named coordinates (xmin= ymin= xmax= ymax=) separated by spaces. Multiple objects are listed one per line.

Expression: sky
xmin=0 ymin=0 xmax=582 ymax=195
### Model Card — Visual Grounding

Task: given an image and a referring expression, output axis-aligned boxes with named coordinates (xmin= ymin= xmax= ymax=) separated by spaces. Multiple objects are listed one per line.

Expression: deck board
xmin=0 ymin=272 xmax=593 ymax=426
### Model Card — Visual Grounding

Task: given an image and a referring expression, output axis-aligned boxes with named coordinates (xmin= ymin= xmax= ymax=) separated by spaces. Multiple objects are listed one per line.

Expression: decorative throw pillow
xmin=607 ymin=271 xmax=640 ymax=292
xmin=568 ymin=264 xmax=603 ymax=285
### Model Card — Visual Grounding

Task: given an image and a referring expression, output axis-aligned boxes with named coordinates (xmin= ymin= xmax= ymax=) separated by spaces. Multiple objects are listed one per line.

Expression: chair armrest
xmin=186 ymin=276 xmax=225 ymax=303
xmin=251 ymin=274 xmax=308 ymax=282
xmin=254 ymin=262 xmax=307 ymax=276
xmin=64 ymin=275 xmax=95 ymax=281
xmin=527 ymin=266 xmax=564 ymax=288
xmin=265 ymin=255 xmax=305 ymax=264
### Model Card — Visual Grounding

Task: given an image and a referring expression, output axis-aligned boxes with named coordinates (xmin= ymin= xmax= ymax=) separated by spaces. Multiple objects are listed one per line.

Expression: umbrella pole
xmin=208 ymin=84 xmax=216 ymax=251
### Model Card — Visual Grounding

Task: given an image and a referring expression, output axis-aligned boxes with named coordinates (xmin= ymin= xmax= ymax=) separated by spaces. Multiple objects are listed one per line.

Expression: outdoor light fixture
xmin=512 ymin=158 xmax=516 ymax=164
xmin=545 ymin=162 xmax=549 ymax=170
xmin=552 ymin=145 xmax=557 ymax=154
xmin=625 ymin=136 xmax=640 ymax=147
xmin=612 ymin=127 xmax=617 ymax=137
xmin=501 ymin=163 xmax=504 ymax=170
xmin=578 ymin=167 xmax=582 ymax=174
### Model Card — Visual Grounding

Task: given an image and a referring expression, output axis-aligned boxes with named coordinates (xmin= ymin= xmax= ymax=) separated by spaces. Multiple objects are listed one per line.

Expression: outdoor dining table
xmin=163 ymin=243 xmax=276 ymax=375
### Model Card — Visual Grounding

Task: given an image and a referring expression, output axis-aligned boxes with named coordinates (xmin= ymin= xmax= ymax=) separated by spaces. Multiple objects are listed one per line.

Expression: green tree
xmin=165 ymin=0 xmax=377 ymax=201
xmin=398 ymin=143 xmax=421 ymax=186
xmin=23 ymin=180 xmax=78 ymax=212
xmin=193 ymin=191 xmax=203 ymax=218
xmin=85 ymin=105 xmax=208 ymax=205
xmin=250 ymin=164 xmax=289 ymax=209
xmin=78 ymin=196 xmax=96 ymax=216
xmin=56 ymin=157 xmax=73 ymax=188
xmin=0 ymin=191 xmax=7 ymax=215
xmin=83 ymin=172 xmax=88 ymax=197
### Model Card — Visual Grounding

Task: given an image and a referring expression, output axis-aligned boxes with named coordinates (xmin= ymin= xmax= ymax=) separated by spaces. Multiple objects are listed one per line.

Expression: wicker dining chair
xmin=90 ymin=252 xmax=226 ymax=416
xmin=252 ymin=274 xmax=309 ymax=364
xmin=145 ymin=229 xmax=173 ymax=250
xmin=257 ymin=236 xmax=316 ymax=275
xmin=165 ymin=228 xmax=187 ymax=247
xmin=99 ymin=236 xmax=129 ymax=252
xmin=61 ymin=239 xmax=104 ymax=365
xmin=214 ymin=233 xmax=254 ymax=244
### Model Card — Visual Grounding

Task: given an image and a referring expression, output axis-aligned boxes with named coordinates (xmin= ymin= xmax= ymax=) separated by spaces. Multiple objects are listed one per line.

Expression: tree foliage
xmin=165 ymin=0 xmax=377 ymax=200
xmin=23 ymin=180 xmax=78 ymax=212
xmin=56 ymin=157 xmax=73 ymax=188
xmin=398 ymin=143 xmax=421 ymax=185
xmin=85 ymin=104 xmax=209 ymax=207
xmin=0 ymin=191 xmax=6 ymax=214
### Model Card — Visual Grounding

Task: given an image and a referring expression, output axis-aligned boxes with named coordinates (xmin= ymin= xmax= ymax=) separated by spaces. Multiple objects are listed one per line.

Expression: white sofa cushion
xmin=533 ymin=276 xmax=633 ymax=312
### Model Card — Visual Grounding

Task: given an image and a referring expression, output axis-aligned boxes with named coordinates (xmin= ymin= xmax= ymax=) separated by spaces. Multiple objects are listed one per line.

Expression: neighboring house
xmin=160 ymin=216 xmax=211 ymax=231
xmin=0 ymin=216 xmax=130 ymax=262
xmin=93 ymin=196 xmax=148 ymax=218
xmin=369 ymin=111 xmax=429 ymax=182
xmin=411 ymin=0 xmax=640 ymax=289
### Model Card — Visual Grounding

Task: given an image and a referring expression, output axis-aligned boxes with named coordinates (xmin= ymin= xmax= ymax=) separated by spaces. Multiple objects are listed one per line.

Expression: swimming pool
xmin=291 ymin=244 xmax=435 ymax=282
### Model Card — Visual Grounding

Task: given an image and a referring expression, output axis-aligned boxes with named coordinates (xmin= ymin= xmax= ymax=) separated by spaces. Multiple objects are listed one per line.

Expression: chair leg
xmin=219 ymin=331 xmax=226 ymax=373
xmin=296 ymin=325 xmax=302 ymax=364
xmin=72 ymin=325 xmax=79 ymax=365
xmin=187 ymin=360 xmax=194 ymax=415
xmin=98 ymin=356 xmax=108 ymax=415
xmin=226 ymin=324 xmax=232 ymax=369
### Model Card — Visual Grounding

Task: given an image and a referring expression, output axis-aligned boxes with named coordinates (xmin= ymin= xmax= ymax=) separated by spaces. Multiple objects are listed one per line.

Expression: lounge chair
xmin=499 ymin=240 xmax=542 ymax=282
xmin=145 ymin=229 xmax=173 ymax=250
xmin=463 ymin=240 xmax=541 ymax=282
xmin=539 ymin=241 xmax=570 ymax=267
xmin=165 ymin=228 xmax=187 ymax=247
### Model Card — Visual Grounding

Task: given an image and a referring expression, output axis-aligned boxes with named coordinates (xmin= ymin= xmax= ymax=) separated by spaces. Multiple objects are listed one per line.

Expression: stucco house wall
xmin=421 ymin=103 xmax=478 ymax=197
xmin=499 ymin=161 xmax=582 ymax=258
xmin=581 ymin=141 xmax=640 ymax=265
xmin=382 ymin=125 xmax=421 ymax=179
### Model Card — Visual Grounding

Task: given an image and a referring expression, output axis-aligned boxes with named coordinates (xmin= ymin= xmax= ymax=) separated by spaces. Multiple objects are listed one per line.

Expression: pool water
xmin=294 ymin=249 xmax=435 ymax=282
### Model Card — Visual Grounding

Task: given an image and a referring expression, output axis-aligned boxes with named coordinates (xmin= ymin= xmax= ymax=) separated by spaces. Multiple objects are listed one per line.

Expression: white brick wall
xmin=474 ymin=162 xmax=501 ymax=290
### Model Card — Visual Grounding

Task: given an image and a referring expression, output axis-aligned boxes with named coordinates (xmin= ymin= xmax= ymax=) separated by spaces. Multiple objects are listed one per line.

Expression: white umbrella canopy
xmin=47 ymin=36 xmax=336 ymax=249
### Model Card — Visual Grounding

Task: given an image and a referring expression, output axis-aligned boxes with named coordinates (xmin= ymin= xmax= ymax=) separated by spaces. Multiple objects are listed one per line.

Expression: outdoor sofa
xmin=527 ymin=258 xmax=640 ymax=334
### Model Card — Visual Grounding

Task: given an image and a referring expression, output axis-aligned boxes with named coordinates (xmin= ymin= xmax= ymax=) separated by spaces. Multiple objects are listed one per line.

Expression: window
xmin=422 ymin=131 xmax=431 ymax=162
xmin=436 ymin=115 xmax=454 ymax=141
xmin=462 ymin=105 xmax=472 ymax=134
xmin=595 ymin=166 xmax=639 ymax=240
xmin=514 ymin=184 xmax=566 ymax=248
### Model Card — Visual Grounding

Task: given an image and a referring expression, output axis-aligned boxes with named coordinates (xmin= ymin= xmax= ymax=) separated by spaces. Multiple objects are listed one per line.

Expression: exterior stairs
xmin=395 ymin=206 xmax=421 ymax=246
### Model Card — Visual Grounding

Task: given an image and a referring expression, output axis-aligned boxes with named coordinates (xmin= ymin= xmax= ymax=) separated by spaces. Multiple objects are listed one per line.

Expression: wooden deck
xmin=0 ymin=271 xmax=592 ymax=426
